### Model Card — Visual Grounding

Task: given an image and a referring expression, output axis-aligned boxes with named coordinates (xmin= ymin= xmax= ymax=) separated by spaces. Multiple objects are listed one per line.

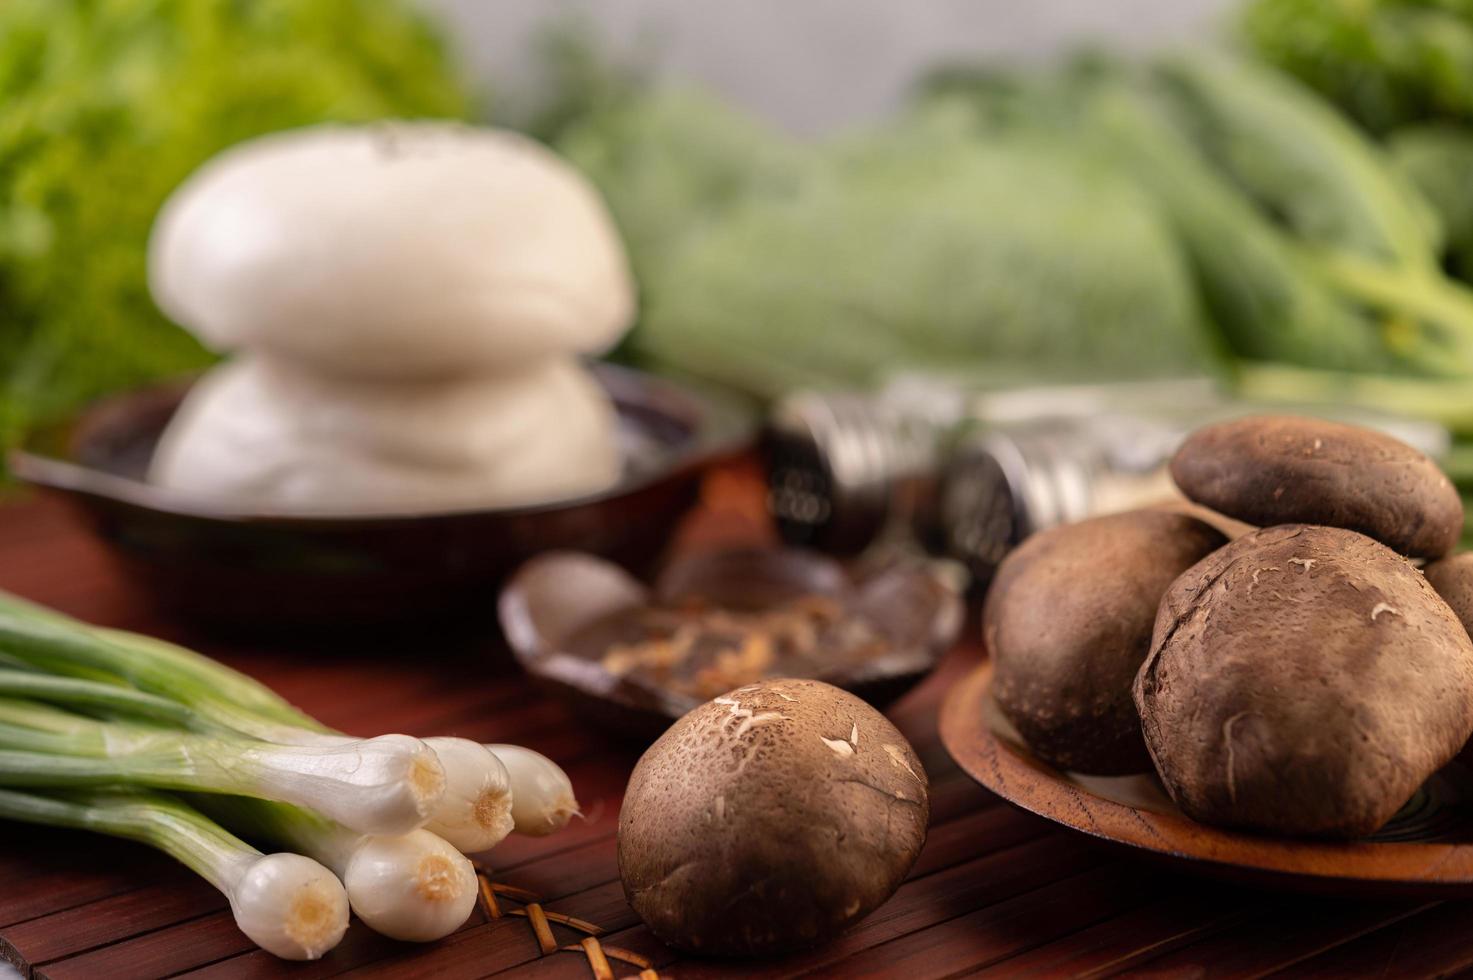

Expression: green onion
xmin=0 ymin=607 xmax=318 ymax=736
xmin=0 ymin=699 xmax=445 ymax=836
xmin=0 ymin=788 xmax=348 ymax=959
xmin=0 ymin=667 xmax=226 ymax=732
xmin=0 ymin=595 xmax=563 ymax=850
xmin=489 ymin=744 xmax=580 ymax=837
xmin=0 ymin=605 xmax=515 ymax=850
xmin=96 ymin=626 xmax=330 ymax=733
xmin=418 ymin=736 xmax=514 ymax=852
xmin=197 ymin=795 xmax=478 ymax=942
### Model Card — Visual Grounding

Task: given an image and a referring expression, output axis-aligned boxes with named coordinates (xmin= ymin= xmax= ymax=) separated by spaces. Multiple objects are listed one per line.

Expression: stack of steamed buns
xmin=147 ymin=122 xmax=635 ymax=513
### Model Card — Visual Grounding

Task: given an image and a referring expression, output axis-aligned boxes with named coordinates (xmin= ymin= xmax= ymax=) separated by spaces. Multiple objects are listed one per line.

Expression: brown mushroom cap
xmin=1170 ymin=415 xmax=1462 ymax=559
xmin=617 ymin=678 xmax=927 ymax=956
xmin=984 ymin=510 xmax=1227 ymax=775
xmin=1136 ymin=524 xmax=1473 ymax=839
xmin=1425 ymin=553 xmax=1473 ymax=641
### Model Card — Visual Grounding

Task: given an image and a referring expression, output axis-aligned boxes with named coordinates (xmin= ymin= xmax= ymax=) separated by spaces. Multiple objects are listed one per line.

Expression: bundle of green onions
xmin=0 ymin=592 xmax=580 ymax=958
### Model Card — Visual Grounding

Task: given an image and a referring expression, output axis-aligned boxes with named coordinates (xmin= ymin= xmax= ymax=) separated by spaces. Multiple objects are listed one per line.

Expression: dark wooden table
xmin=3 ymin=481 xmax=1473 ymax=979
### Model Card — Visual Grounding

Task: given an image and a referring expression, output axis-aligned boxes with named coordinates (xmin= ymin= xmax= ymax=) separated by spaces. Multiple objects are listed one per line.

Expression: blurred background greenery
xmin=8 ymin=0 xmax=1473 ymax=525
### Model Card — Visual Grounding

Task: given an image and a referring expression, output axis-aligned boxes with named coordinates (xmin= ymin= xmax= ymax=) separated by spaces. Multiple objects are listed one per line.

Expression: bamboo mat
xmin=0 ymin=476 xmax=1471 ymax=978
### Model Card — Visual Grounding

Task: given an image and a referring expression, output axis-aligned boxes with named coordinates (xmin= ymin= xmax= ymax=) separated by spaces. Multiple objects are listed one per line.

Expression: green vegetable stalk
xmin=1390 ymin=125 xmax=1473 ymax=280
xmin=0 ymin=599 xmax=519 ymax=851
xmin=0 ymin=667 xmax=216 ymax=732
xmin=1153 ymin=52 xmax=1442 ymax=269
xmin=1141 ymin=53 xmax=1473 ymax=378
xmin=1066 ymin=70 xmax=1402 ymax=375
xmin=926 ymin=57 xmax=1473 ymax=382
xmin=0 ymin=603 xmax=323 ymax=735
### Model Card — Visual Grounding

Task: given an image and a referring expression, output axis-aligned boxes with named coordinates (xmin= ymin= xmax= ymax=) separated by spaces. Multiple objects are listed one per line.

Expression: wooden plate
xmin=939 ymin=658 xmax=1473 ymax=897
xmin=499 ymin=548 xmax=963 ymax=741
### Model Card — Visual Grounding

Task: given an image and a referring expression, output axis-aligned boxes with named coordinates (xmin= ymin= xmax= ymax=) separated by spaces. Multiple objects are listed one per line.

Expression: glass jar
xmin=765 ymin=376 xmax=1447 ymax=588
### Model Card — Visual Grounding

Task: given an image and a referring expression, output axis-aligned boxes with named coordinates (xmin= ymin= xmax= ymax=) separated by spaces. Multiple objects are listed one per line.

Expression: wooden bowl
xmin=11 ymin=364 xmax=754 ymax=632
xmin=939 ymin=659 xmax=1473 ymax=897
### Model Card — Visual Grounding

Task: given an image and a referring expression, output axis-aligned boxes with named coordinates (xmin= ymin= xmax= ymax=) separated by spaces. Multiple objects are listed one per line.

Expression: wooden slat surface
xmin=1 ymin=477 xmax=1473 ymax=979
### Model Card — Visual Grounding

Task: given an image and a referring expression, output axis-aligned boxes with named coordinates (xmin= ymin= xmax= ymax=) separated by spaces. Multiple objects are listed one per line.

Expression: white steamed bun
xmin=149 ymin=122 xmax=635 ymax=379
xmin=149 ymin=356 xmax=621 ymax=513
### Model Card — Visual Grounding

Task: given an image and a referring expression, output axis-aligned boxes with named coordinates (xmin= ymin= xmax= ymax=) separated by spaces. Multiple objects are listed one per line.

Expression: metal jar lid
xmin=939 ymin=424 xmax=1096 ymax=588
xmin=765 ymin=391 xmax=943 ymax=554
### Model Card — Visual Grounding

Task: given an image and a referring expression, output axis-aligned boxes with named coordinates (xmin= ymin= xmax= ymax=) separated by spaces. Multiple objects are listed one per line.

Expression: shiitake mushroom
xmin=617 ymin=679 xmax=927 ymax=956
xmin=1136 ymin=525 xmax=1473 ymax=839
xmin=983 ymin=509 xmax=1227 ymax=775
xmin=1425 ymin=553 xmax=1473 ymax=640
xmin=1170 ymin=415 xmax=1463 ymax=559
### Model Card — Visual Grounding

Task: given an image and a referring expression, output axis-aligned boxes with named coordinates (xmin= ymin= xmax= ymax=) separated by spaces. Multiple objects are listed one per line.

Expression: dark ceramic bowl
xmin=498 ymin=548 xmax=964 ymax=740
xmin=11 ymin=365 xmax=754 ymax=631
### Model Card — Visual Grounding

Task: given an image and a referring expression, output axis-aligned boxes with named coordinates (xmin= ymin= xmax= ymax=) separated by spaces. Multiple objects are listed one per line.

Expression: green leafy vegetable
xmin=630 ymin=106 xmax=1215 ymax=396
xmin=1154 ymin=51 xmax=1442 ymax=268
xmin=1064 ymin=68 xmax=1402 ymax=375
xmin=912 ymin=56 xmax=1473 ymax=380
xmin=1243 ymin=0 xmax=1473 ymax=135
xmin=557 ymin=88 xmax=814 ymax=291
xmin=539 ymin=38 xmax=1473 ymax=402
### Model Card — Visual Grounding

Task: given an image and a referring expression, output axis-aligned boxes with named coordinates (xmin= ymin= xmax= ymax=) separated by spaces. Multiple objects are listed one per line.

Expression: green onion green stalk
xmin=0 ymin=604 xmax=543 ymax=850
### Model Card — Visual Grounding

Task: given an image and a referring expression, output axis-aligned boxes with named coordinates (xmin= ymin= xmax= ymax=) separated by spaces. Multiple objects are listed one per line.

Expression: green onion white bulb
xmin=231 ymin=733 xmax=446 ymax=836
xmin=0 ymin=788 xmax=348 ymax=960
xmin=339 ymin=830 xmax=478 ymax=940
xmin=228 ymin=851 xmax=352 ymax=959
xmin=488 ymin=743 xmax=580 ymax=836
xmin=198 ymin=795 xmax=479 ymax=942
xmin=420 ymin=736 xmax=514 ymax=852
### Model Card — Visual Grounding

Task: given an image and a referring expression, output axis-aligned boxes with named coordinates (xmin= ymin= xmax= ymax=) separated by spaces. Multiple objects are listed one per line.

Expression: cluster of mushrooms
xmin=147 ymin=121 xmax=635 ymax=513
xmin=986 ymin=414 xmax=1473 ymax=839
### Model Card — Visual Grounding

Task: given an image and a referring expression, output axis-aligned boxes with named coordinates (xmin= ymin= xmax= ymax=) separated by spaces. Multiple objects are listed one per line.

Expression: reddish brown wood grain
xmin=801 ymin=864 xmax=1168 ymax=979
xmin=1127 ymin=900 xmax=1436 ymax=979
xmin=37 ymin=910 xmax=255 ymax=980
xmin=971 ymin=896 xmax=1255 ymax=979
xmin=0 ymin=484 xmax=1472 ymax=979
xmin=3 ymin=876 xmax=226 ymax=965
xmin=0 ymin=831 xmax=181 ymax=929
xmin=1262 ymin=902 xmax=1473 ymax=978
